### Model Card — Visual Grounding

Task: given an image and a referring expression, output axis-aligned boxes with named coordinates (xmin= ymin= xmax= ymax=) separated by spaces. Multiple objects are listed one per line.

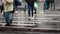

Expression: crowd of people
xmin=0 ymin=0 xmax=54 ymax=26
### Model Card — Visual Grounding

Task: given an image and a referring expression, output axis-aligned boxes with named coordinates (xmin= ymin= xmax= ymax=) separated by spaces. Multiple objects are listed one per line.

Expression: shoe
xmin=46 ymin=10 xmax=49 ymax=12
xmin=34 ymin=12 xmax=37 ymax=14
xmin=5 ymin=24 xmax=10 ymax=26
xmin=15 ymin=11 xmax=18 ymax=13
xmin=5 ymin=24 xmax=13 ymax=26
xmin=31 ymin=16 xmax=34 ymax=19
xmin=28 ymin=17 xmax=31 ymax=19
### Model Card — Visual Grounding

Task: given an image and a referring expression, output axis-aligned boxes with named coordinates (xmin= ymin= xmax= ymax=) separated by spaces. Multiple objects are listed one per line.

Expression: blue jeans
xmin=28 ymin=5 xmax=34 ymax=17
xmin=24 ymin=2 xmax=28 ymax=12
xmin=3 ymin=11 xmax=11 ymax=25
xmin=14 ymin=4 xmax=18 ymax=11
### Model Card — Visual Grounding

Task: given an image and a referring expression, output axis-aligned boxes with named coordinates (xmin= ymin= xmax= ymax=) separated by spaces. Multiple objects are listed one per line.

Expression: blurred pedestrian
xmin=44 ymin=0 xmax=54 ymax=12
xmin=2 ymin=0 xmax=14 ymax=26
xmin=34 ymin=0 xmax=38 ymax=14
xmin=25 ymin=0 xmax=35 ymax=19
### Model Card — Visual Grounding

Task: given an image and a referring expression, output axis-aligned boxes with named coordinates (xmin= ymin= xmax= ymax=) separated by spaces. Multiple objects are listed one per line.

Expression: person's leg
xmin=28 ymin=5 xmax=31 ymax=17
xmin=4 ymin=12 xmax=11 ymax=25
xmin=10 ymin=11 xmax=14 ymax=23
xmin=14 ymin=4 xmax=18 ymax=12
xmin=19 ymin=0 xmax=22 ymax=6
xmin=47 ymin=2 xmax=50 ymax=10
xmin=44 ymin=2 xmax=45 ymax=11
xmin=0 ymin=5 xmax=1 ymax=13
xmin=34 ymin=8 xmax=37 ymax=14
xmin=24 ymin=2 xmax=27 ymax=12
xmin=44 ymin=1 xmax=47 ymax=11
xmin=31 ymin=6 xmax=34 ymax=17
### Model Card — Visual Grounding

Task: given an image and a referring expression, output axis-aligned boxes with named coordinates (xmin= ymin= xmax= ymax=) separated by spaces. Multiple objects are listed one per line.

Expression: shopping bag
xmin=34 ymin=2 xmax=38 ymax=8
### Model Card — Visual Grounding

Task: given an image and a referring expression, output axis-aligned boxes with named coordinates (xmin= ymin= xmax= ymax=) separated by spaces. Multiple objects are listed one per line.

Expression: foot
xmin=34 ymin=12 xmax=36 ymax=14
xmin=5 ymin=24 xmax=10 ymax=26
xmin=5 ymin=24 xmax=13 ymax=26
xmin=31 ymin=16 xmax=34 ymax=19
xmin=28 ymin=17 xmax=31 ymax=19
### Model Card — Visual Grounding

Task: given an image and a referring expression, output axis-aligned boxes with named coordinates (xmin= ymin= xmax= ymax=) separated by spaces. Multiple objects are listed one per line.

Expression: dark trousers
xmin=14 ymin=3 xmax=18 ymax=11
xmin=44 ymin=1 xmax=54 ymax=10
xmin=0 ymin=5 xmax=2 ymax=13
xmin=44 ymin=1 xmax=50 ymax=10
xmin=28 ymin=5 xmax=34 ymax=17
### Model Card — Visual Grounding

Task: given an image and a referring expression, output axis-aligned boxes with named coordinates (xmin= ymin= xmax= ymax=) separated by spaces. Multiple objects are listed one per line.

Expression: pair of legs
xmin=28 ymin=5 xmax=34 ymax=17
xmin=24 ymin=3 xmax=37 ymax=14
xmin=3 ymin=11 xmax=13 ymax=26
xmin=44 ymin=1 xmax=50 ymax=11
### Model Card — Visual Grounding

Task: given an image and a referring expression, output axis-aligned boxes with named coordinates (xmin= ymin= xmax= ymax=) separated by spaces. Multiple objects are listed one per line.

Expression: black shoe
xmin=5 ymin=24 xmax=14 ymax=26
xmin=10 ymin=19 xmax=13 ymax=23
xmin=5 ymin=24 xmax=10 ymax=26
xmin=10 ymin=20 xmax=12 ymax=23
xmin=34 ymin=12 xmax=36 ymax=14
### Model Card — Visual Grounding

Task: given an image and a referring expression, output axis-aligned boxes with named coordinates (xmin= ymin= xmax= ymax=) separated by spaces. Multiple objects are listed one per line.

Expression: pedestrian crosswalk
xmin=0 ymin=2 xmax=60 ymax=30
xmin=0 ymin=10 xmax=60 ymax=28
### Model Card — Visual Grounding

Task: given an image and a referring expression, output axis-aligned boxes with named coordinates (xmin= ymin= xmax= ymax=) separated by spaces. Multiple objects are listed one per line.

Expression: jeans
xmin=28 ymin=5 xmax=34 ymax=17
xmin=24 ymin=2 xmax=28 ymax=12
xmin=14 ymin=4 xmax=18 ymax=11
xmin=3 ymin=11 xmax=11 ymax=25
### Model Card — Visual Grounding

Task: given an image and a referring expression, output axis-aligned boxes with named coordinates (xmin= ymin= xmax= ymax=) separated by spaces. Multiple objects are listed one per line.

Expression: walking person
xmin=34 ymin=0 xmax=38 ymax=14
xmin=44 ymin=0 xmax=51 ymax=12
xmin=44 ymin=0 xmax=54 ymax=12
xmin=25 ymin=0 xmax=35 ymax=19
xmin=2 ymin=0 xmax=14 ymax=26
xmin=24 ymin=2 xmax=28 ymax=13
xmin=14 ymin=0 xmax=18 ymax=13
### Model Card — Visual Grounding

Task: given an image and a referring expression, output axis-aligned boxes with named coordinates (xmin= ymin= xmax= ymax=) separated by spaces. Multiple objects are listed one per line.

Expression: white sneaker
xmin=31 ymin=16 xmax=34 ymax=19
xmin=28 ymin=17 xmax=31 ymax=19
xmin=2 ymin=12 xmax=3 ymax=15
xmin=15 ymin=11 xmax=18 ymax=13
